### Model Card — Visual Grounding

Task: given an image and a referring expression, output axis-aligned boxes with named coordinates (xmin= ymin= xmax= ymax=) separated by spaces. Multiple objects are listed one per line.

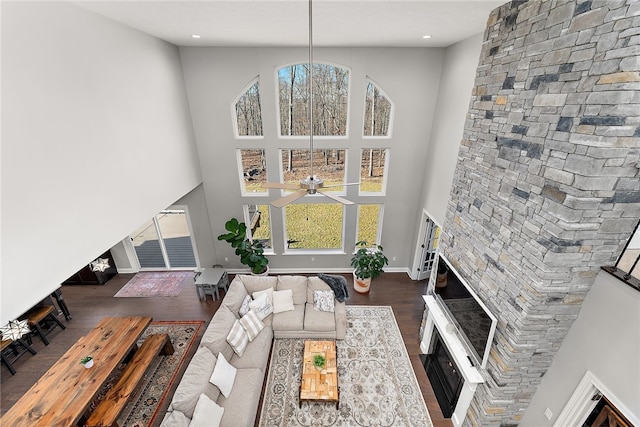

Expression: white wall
xmin=179 ymin=47 xmax=444 ymax=273
xmin=521 ymin=271 xmax=640 ymax=425
xmin=420 ymin=33 xmax=483 ymax=227
xmin=1 ymin=2 xmax=201 ymax=324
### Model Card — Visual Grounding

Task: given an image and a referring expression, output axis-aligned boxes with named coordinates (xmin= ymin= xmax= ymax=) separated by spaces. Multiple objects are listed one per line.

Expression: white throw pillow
xmin=248 ymin=293 xmax=273 ymax=320
xmin=313 ymin=290 xmax=335 ymax=312
xmin=226 ymin=319 xmax=249 ymax=357
xmin=238 ymin=294 xmax=252 ymax=317
xmin=272 ymin=289 xmax=295 ymax=314
xmin=189 ymin=393 xmax=224 ymax=427
xmin=209 ymin=352 xmax=237 ymax=398
xmin=239 ymin=309 xmax=265 ymax=341
xmin=252 ymin=286 xmax=274 ymax=303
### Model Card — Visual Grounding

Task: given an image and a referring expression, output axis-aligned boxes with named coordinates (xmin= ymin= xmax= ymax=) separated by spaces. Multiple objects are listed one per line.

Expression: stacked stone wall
xmin=440 ymin=1 xmax=639 ymax=425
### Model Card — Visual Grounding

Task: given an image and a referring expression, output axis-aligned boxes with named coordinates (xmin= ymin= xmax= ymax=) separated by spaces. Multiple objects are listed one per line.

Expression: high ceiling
xmin=73 ymin=0 xmax=507 ymax=48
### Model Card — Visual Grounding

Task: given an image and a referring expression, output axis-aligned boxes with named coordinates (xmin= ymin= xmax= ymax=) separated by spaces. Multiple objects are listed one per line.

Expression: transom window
xmin=364 ymin=79 xmax=392 ymax=137
xmin=278 ymin=63 xmax=349 ymax=136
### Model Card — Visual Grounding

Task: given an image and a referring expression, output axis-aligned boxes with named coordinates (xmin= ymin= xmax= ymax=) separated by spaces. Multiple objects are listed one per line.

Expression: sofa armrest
xmin=334 ymin=301 xmax=347 ymax=339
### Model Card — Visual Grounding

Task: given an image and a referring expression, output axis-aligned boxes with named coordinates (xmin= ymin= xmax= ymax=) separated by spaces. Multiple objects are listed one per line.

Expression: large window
xmin=360 ymin=148 xmax=388 ymax=194
xmin=278 ymin=63 xmax=349 ymax=136
xmin=284 ymin=204 xmax=344 ymax=250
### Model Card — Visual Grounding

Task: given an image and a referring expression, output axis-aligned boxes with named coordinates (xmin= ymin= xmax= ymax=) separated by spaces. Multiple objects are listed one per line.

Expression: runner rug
xmin=258 ymin=306 xmax=433 ymax=427
xmin=89 ymin=320 xmax=203 ymax=426
xmin=114 ymin=271 xmax=193 ymax=297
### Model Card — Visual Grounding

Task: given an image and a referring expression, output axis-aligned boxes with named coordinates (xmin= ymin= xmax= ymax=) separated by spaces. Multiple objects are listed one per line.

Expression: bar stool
xmin=1 ymin=337 xmax=37 ymax=375
xmin=21 ymin=306 xmax=66 ymax=346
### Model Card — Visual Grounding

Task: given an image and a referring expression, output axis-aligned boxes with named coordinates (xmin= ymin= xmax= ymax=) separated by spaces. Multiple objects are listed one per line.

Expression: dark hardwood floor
xmin=0 ymin=272 xmax=452 ymax=427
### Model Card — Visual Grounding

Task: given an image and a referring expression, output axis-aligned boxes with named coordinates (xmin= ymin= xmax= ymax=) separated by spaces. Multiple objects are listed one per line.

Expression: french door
xmin=130 ymin=209 xmax=197 ymax=270
xmin=415 ymin=214 xmax=441 ymax=281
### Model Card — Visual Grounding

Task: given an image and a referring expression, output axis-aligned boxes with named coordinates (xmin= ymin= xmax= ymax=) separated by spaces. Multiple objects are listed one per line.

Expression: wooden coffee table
xmin=299 ymin=340 xmax=339 ymax=408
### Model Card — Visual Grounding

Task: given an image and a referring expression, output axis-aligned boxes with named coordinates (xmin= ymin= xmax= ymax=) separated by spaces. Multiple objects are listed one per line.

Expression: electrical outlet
xmin=392 ymin=256 xmax=397 ymax=261
xmin=311 ymin=257 xmax=315 ymax=262
xmin=224 ymin=257 xmax=228 ymax=262
xmin=544 ymin=408 xmax=553 ymax=420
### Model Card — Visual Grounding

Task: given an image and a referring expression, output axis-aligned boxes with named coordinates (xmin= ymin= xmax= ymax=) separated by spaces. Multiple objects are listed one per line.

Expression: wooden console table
xmin=1 ymin=316 xmax=152 ymax=427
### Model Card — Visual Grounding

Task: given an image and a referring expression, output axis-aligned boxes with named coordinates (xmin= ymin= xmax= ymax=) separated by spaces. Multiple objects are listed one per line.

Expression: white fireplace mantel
xmin=421 ymin=295 xmax=484 ymax=427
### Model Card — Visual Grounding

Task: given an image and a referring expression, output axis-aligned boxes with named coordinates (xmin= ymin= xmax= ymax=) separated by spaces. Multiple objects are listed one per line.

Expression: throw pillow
xmin=239 ymin=309 xmax=265 ymax=341
xmin=189 ymin=393 xmax=224 ymax=427
xmin=238 ymin=294 xmax=252 ymax=317
xmin=209 ymin=352 xmax=237 ymax=398
xmin=272 ymin=289 xmax=295 ymax=314
xmin=248 ymin=293 xmax=273 ymax=320
xmin=313 ymin=290 xmax=335 ymax=312
xmin=226 ymin=319 xmax=249 ymax=357
xmin=252 ymin=286 xmax=274 ymax=303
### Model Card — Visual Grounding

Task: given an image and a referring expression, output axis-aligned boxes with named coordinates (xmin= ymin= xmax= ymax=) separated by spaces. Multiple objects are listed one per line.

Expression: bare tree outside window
xmin=363 ymin=80 xmax=391 ymax=137
xmin=278 ymin=63 xmax=348 ymax=136
xmin=235 ymin=80 xmax=263 ymax=136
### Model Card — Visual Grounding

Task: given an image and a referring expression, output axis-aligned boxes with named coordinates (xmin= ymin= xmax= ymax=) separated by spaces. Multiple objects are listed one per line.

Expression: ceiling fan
xmin=266 ymin=0 xmax=358 ymax=209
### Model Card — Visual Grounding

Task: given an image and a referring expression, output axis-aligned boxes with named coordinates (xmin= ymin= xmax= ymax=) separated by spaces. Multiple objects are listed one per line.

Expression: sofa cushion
xmin=221 ymin=280 xmax=249 ymax=317
xmin=217 ymin=368 xmax=263 ymax=427
xmin=200 ymin=305 xmax=235 ymax=362
xmin=160 ymin=411 xmax=190 ymax=427
xmin=271 ymin=304 xmax=305 ymax=331
xmin=306 ymin=276 xmax=332 ymax=303
xmin=276 ymin=275 xmax=308 ymax=305
xmin=304 ymin=303 xmax=336 ymax=332
xmin=230 ymin=325 xmax=273 ymax=371
xmin=226 ymin=319 xmax=249 ymax=357
xmin=272 ymin=289 xmax=295 ymax=314
xmin=169 ymin=347 xmax=220 ymax=419
xmin=237 ymin=274 xmax=277 ymax=294
xmin=190 ymin=393 xmax=224 ymax=427
xmin=313 ymin=290 xmax=335 ymax=312
xmin=209 ymin=352 xmax=236 ymax=398
xmin=239 ymin=309 xmax=265 ymax=341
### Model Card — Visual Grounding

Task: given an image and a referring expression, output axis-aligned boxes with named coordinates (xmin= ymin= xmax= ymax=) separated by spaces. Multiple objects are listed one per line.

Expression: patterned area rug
xmin=259 ymin=306 xmax=433 ymax=427
xmin=114 ymin=271 xmax=193 ymax=297
xmin=89 ymin=321 xmax=203 ymax=427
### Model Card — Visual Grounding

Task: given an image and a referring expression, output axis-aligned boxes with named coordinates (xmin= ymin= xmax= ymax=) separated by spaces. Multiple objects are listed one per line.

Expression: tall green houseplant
xmin=350 ymin=240 xmax=388 ymax=293
xmin=217 ymin=218 xmax=269 ymax=275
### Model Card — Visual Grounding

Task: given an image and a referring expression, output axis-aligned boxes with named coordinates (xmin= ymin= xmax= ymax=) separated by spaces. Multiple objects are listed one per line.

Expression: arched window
xmin=277 ymin=63 xmax=349 ymax=136
xmin=363 ymin=79 xmax=392 ymax=137
xmin=234 ymin=78 xmax=263 ymax=137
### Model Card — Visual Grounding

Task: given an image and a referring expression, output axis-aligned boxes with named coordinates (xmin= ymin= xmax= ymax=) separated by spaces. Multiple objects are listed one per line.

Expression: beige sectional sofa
xmin=160 ymin=274 xmax=347 ymax=427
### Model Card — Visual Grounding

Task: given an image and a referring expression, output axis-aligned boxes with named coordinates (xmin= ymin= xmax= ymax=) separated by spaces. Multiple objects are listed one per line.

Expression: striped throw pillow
xmin=239 ymin=309 xmax=265 ymax=341
xmin=226 ymin=319 xmax=248 ymax=356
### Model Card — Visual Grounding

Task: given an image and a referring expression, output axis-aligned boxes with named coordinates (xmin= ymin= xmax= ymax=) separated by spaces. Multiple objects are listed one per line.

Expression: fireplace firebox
xmin=421 ymin=329 xmax=463 ymax=417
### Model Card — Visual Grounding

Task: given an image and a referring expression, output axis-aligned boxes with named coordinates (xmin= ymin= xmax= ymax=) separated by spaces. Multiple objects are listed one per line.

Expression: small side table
xmin=194 ymin=268 xmax=226 ymax=301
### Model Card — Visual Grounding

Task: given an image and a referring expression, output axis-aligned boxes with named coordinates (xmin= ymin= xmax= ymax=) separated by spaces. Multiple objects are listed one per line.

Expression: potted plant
xmin=350 ymin=240 xmax=389 ymax=294
xmin=80 ymin=355 xmax=94 ymax=369
xmin=436 ymin=261 xmax=449 ymax=288
xmin=217 ymin=218 xmax=269 ymax=275
xmin=313 ymin=354 xmax=326 ymax=371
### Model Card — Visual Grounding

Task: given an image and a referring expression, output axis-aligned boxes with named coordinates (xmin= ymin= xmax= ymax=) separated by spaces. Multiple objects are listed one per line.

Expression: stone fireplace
xmin=435 ymin=1 xmax=640 ymax=426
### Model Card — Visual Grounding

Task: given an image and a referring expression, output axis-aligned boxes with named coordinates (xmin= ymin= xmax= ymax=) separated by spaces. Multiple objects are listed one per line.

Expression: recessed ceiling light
xmin=191 ymin=34 xmax=201 ymax=39
xmin=422 ymin=35 xmax=432 ymax=39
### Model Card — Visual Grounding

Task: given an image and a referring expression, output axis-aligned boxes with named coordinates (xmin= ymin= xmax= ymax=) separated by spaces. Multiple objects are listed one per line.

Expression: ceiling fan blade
xmin=317 ymin=190 xmax=354 ymax=205
xmin=271 ymin=189 xmax=308 ymax=208
xmin=321 ymin=182 xmax=360 ymax=189
xmin=263 ymin=182 xmax=301 ymax=190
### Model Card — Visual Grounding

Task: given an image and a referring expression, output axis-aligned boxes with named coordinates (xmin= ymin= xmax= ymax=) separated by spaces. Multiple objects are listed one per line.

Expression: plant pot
xmin=314 ymin=365 xmax=324 ymax=371
xmin=251 ymin=265 xmax=269 ymax=276
xmin=436 ymin=272 xmax=448 ymax=288
xmin=82 ymin=359 xmax=94 ymax=369
xmin=353 ymin=272 xmax=371 ymax=294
